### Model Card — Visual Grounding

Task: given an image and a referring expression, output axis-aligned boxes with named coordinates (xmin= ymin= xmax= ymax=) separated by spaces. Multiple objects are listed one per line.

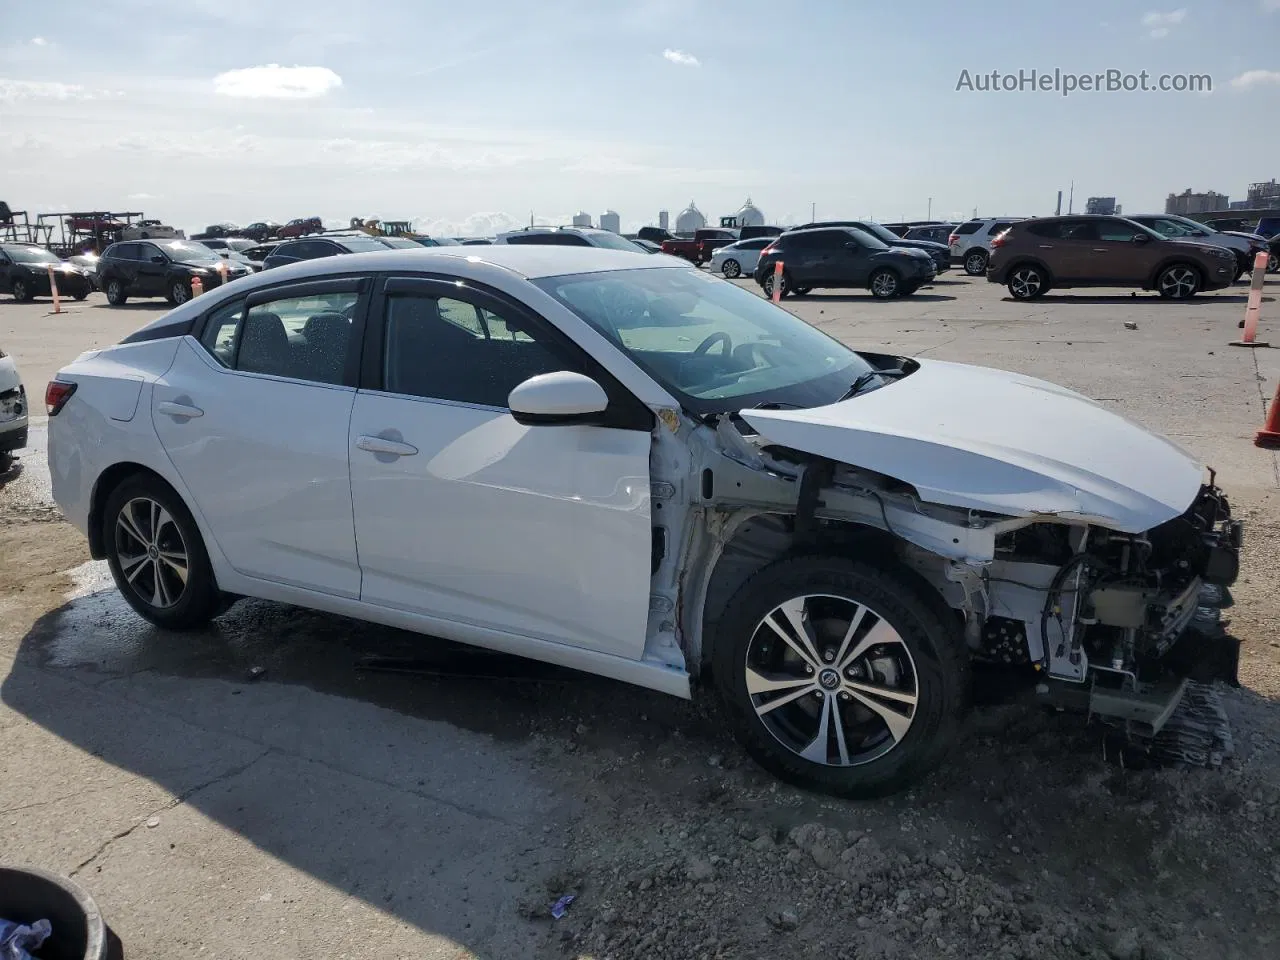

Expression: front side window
xmin=535 ymin=267 xmax=876 ymax=414
xmin=198 ymin=291 xmax=359 ymax=384
xmin=382 ymin=292 xmax=579 ymax=406
xmin=1095 ymin=221 xmax=1142 ymax=242
xmin=155 ymin=241 xmax=221 ymax=263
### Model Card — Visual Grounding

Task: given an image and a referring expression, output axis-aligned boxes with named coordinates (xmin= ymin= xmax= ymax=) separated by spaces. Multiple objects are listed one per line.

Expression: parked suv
xmin=495 ymin=226 xmax=647 ymax=252
xmin=949 ymin=218 xmax=1026 ymax=275
xmin=755 ymin=227 xmax=936 ymax=299
xmin=1125 ymin=215 xmax=1269 ymax=281
xmin=261 ymin=234 xmax=389 ymax=269
xmin=792 ymin=221 xmax=950 ymax=274
xmin=98 ymin=240 xmax=252 ymax=305
xmin=986 ymin=215 xmax=1236 ymax=300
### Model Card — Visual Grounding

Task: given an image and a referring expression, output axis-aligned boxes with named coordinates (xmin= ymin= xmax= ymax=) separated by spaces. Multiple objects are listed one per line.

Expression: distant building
xmin=736 ymin=197 xmax=765 ymax=227
xmin=1246 ymin=180 xmax=1280 ymax=210
xmin=572 ymin=211 xmax=593 ymax=228
xmin=1166 ymin=189 xmax=1229 ymax=215
xmin=675 ymin=201 xmax=706 ymax=233
xmin=658 ymin=210 xmax=669 ymax=231
xmin=599 ymin=210 xmax=620 ymax=233
xmin=1085 ymin=197 xmax=1117 ymax=216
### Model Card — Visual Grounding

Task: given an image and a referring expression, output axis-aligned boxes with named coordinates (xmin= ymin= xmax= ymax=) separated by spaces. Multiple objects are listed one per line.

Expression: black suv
xmin=755 ymin=227 xmax=936 ymax=299
xmin=97 ymin=240 xmax=251 ymax=306
xmin=261 ymin=234 xmax=388 ymax=270
xmin=791 ymin=220 xmax=950 ymax=273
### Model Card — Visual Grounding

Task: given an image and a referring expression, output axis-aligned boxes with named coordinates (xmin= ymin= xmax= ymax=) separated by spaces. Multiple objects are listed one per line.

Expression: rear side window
xmin=110 ymin=243 xmax=138 ymax=260
xmin=1026 ymin=221 xmax=1065 ymax=238
xmin=777 ymin=232 xmax=826 ymax=250
xmin=955 ymin=221 xmax=982 ymax=235
xmin=198 ymin=291 xmax=360 ymax=385
xmin=986 ymin=221 xmax=1015 ymax=236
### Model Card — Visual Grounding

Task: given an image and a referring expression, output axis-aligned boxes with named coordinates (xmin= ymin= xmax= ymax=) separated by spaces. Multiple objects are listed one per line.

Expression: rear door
xmin=106 ymin=243 xmax=140 ymax=288
xmin=776 ymin=231 xmax=827 ymax=284
xmin=152 ymin=276 xmax=370 ymax=597
xmin=1034 ymin=219 xmax=1096 ymax=281
xmin=347 ymin=275 xmax=654 ymax=658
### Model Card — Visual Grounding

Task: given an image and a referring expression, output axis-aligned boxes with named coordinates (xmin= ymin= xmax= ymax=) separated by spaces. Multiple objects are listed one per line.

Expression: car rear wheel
xmin=721 ymin=259 xmax=742 ymax=279
xmin=791 ymin=286 xmax=812 ymax=296
xmin=105 ymin=278 xmax=128 ymax=305
xmin=963 ymin=249 xmax=988 ymax=275
xmin=73 ymin=289 xmax=88 ymax=301
xmin=11 ymin=278 xmax=32 ymax=302
xmin=170 ymin=280 xmax=191 ymax=305
xmin=712 ymin=555 xmax=969 ymax=798
xmin=869 ymin=269 xmax=900 ymax=299
xmin=1157 ymin=263 xmax=1200 ymax=299
xmin=103 ymin=474 xmax=222 ymax=630
xmin=1269 ymin=252 xmax=1279 ymax=274
xmin=1007 ymin=264 xmax=1047 ymax=300
xmin=761 ymin=271 xmax=790 ymax=299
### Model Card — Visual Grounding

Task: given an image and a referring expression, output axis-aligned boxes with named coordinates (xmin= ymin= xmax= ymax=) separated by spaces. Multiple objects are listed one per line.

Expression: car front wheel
xmin=1157 ymin=263 xmax=1200 ymax=299
xmin=103 ymin=474 xmax=222 ymax=629
xmin=170 ymin=280 xmax=191 ymax=305
xmin=1007 ymin=264 xmax=1047 ymax=300
xmin=105 ymin=278 xmax=128 ymax=305
xmin=11 ymin=278 xmax=32 ymax=302
xmin=869 ymin=269 xmax=900 ymax=299
xmin=721 ymin=259 xmax=741 ymax=278
xmin=964 ymin=250 xmax=988 ymax=275
xmin=761 ymin=271 xmax=789 ymax=299
xmin=712 ymin=555 xmax=969 ymax=798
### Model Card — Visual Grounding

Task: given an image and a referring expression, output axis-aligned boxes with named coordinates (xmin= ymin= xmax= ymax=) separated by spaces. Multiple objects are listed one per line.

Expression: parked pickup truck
xmin=661 ymin=228 xmax=740 ymax=264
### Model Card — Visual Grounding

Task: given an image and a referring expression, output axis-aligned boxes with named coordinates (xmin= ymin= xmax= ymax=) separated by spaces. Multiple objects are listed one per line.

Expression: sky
xmin=1 ymin=0 xmax=1278 ymax=237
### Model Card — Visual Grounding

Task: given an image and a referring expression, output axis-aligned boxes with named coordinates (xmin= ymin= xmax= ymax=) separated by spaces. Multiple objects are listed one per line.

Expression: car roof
xmin=255 ymin=246 xmax=672 ymax=281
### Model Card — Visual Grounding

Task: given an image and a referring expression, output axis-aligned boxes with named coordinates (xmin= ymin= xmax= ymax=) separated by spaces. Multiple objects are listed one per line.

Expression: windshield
xmin=338 ymin=237 xmax=391 ymax=254
xmin=2 ymin=245 xmax=60 ymax=264
xmin=1165 ymin=216 xmax=1211 ymax=235
xmin=379 ymin=237 xmax=421 ymax=249
xmin=861 ymin=222 xmax=904 ymax=244
xmin=534 ymin=267 xmax=874 ymax=414
xmin=847 ymin=228 xmax=889 ymax=251
xmin=158 ymin=241 xmax=221 ymax=262
xmin=588 ymin=232 xmax=647 ymax=253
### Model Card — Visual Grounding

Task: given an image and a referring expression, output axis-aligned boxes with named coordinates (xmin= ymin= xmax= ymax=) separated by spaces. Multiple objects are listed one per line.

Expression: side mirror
xmin=150 ymin=255 xmax=165 ymax=263
xmin=845 ymin=241 xmax=862 ymax=250
xmin=1132 ymin=234 xmax=1150 ymax=244
xmin=508 ymin=371 xmax=609 ymax=426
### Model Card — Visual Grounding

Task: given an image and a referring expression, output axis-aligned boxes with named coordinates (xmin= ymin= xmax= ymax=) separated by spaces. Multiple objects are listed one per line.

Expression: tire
xmin=900 ymin=283 xmax=920 ymax=297
xmin=1268 ymin=252 xmax=1279 ymax=274
xmin=711 ymin=555 xmax=969 ymax=798
xmin=11 ymin=278 xmax=32 ymax=302
xmin=1156 ymin=263 xmax=1201 ymax=299
xmin=103 ymin=474 xmax=222 ymax=629
xmin=963 ymin=249 xmax=988 ymax=276
xmin=791 ymin=287 xmax=812 ymax=296
xmin=1006 ymin=264 xmax=1047 ymax=300
xmin=105 ymin=278 xmax=128 ymax=305
xmin=869 ymin=268 xmax=900 ymax=299
xmin=721 ymin=259 xmax=742 ymax=279
xmin=169 ymin=280 xmax=191 ymax=305
xmin=73 ymin=290 xmax=88 ymax=301
xmin=761 ymin=270 xmax=790 ymax=299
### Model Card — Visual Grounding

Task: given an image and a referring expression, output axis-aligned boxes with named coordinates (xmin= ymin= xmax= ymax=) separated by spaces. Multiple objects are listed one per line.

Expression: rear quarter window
xmin=955 ymin=221 xmax=982 ymax=235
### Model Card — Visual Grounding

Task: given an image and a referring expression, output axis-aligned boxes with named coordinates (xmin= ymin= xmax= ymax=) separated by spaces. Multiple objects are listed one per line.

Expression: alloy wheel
xmin=114 ymin=497 xmax=190 ymax=609
xmin=722 ymin=259 xmax=741 ymax=278
xmin=12 ymin=279 xmax=29 ymax=301
xmin=964 ymin=251 xmax=987 ymax=275
xmin=1159 ymin=265 xmax=1198 ymax=298
xmin=870 ymin=271 xmax=898 ymax=298
xmin=745 ymin=594 xmax=918 ymax=767
xmin=171 ymin=281 xmax=190 ymax=305
xmin=106 ymin=279 xmax=123 ymax=303
xmin=1008 ymin=267 xmax=1043 ymax=299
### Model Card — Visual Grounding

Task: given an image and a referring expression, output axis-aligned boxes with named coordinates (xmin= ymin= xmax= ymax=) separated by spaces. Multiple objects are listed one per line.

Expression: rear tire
xmin=11 ymin=278 xmax=32 ymax=302
xmin=761 ymin=271 xmax=790 ymax=299
xmin=869 ymin=268 xmax=900 ymax=299
xmin=711 ymin=555 xmax=969 ymax=798
xmin=103 ymin=474 xmax=221 ymax=630
xmin=963 ymin=249 xmax=988 ymax=276
xmin=1007 ymin=264 xmax=1047 ymax=300
xmin=721 ymin=259 xmax=742 ymax=279
xmin=105 ymin=278 xmax=128 ymax=305
xmin=1157 ymin=263 xmax=1201 ymax=299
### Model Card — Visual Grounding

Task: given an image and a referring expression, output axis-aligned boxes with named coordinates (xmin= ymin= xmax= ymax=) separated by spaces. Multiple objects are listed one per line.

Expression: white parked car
xmin=0 ymin=346 xmax=28 ymax=468
xmin=47 ymin=247 xmax=1242 ymax=796
xmin=709 ymin=237 xmax=773 ymax=279
xmin=494 ymin=226 xmax=648 ymax=252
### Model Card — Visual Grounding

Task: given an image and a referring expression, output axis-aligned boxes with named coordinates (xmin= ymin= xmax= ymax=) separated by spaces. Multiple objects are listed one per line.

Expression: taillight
xmin=45 ymin=380 xmax=77 ymax=416
xmin=761 ymin=244 xmax=776 ymax=258
xmin=990 ymin=229 xmax=1010 ymax=248
xmin=947 ymin=234 xmax=958 ymax=246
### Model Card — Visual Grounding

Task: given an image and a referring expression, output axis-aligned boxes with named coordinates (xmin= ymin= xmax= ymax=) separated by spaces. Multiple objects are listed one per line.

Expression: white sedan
xmin=708 ymin=237 xmax=772 ymax=278
xmin=0 ymin=346 xmax=28 ymax=468
xmin=47 ymin=246 xmax=1241 ymax=797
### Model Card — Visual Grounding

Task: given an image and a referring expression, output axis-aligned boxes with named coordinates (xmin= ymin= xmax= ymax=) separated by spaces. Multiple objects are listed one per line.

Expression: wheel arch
xmin=1003 ymin=256 xmax=1055 ymax=283
xmin=1146 ymin=257 xmax=1205 ymax=289
xmin=87 ymin=462 xmax=178 ymax=558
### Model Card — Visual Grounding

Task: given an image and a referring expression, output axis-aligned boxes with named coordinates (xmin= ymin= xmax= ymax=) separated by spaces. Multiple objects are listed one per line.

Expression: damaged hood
xmin=740 ymin=359 xmax=1203 ymax=533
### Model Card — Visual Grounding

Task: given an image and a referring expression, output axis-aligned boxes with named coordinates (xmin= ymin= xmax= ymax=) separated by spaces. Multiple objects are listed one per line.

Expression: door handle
xmin=1038 ymin=244 xmax=1054 ymax=249
xmin=1092 ymin=248 xmax=1108 ymax=253
xmin=356 ymin=435 xmax=419 ymax=457
xmin=157 ymin=400 xmax=204 ymax=419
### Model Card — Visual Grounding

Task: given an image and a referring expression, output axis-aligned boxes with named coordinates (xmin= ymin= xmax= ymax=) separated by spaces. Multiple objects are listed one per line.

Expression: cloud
xmin=0 ymin=79 xmax=118 ymax=103
xmin=212 ymin=64 xmax=342 ymax=99
xmin=30 ymin=37 xmax=48 ymax=46
xmin=1142 ymin=8 xmax=1186 ymax=37
xmin=1231 ymin=69 xmax=1280 ymax=89
xmin=1263 ymin=0 xmax=1280 ymax=11
xmin=662 ymin=49 xmax=700 ymax=67
xmin=128 ymin=192 xmax=159 ymax=200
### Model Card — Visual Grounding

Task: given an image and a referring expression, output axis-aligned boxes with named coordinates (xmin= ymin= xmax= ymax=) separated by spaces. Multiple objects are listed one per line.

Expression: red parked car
xmin=659 ymin=228 xmax=740 ymax=264
xmin=277 ymin=216 xmax=324 ymax=238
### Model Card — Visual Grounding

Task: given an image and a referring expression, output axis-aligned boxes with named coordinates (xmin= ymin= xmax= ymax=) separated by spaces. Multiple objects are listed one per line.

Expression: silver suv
xmin=494 ymin=226 xmax=646 ymax=252
xmin=949 ymin=218 xmax=1026 ymax=275
xmin=1125 ymin=214 xmax=1269 ymax=282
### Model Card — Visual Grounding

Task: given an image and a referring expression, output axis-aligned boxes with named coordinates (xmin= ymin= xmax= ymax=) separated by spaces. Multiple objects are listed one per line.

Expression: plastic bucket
xmin=0 ymin=866 xmax=110 ymax=960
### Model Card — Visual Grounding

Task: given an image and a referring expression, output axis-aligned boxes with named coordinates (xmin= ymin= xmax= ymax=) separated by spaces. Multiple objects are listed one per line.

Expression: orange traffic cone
xmin=1257 ymin=379 xmax=1280 ymax=449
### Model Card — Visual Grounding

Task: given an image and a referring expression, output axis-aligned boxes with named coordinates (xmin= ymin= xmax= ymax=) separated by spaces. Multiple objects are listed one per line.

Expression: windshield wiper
xmin=838 ymin=367 xmax=907 ymax=401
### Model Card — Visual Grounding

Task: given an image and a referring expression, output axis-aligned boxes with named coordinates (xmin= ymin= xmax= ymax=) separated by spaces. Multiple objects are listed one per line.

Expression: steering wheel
xmin=693 ymin=332 xmax=733 ymax=357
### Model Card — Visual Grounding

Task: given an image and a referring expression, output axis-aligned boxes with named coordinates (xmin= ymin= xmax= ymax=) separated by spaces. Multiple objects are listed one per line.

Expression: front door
xmin=1089 ymin=219 xmax=1157 ymax=284
xmin=831 ymin=234 xmax=877 ymax=286
xmin=151 ymin=278 xmax=369 ymax=597
xmin=348 ymin=276 xmax=654 ymax=659
xmin=134 ymin=242 xmax=168 ymax=295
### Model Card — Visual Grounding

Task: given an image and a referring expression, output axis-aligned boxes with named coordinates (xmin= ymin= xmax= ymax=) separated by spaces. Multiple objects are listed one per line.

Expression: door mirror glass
xmin=1132 ymin=234 xmax=1150 ymax=244
xmin=508 ymin=371 xmax=608 ymax=425
xmin=844 ymin=241 xmax=862 ymax=250
xmin=151 ymin=255 xmax=165 ymax=262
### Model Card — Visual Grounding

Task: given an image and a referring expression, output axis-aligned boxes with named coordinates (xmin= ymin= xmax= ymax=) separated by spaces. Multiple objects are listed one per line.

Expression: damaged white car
xmin=47 ymin=247 xmax=1242 ymax=796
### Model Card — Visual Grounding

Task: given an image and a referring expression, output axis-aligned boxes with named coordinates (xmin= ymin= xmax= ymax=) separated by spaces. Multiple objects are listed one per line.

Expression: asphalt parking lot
xmin=3 ymin=272 xmax=1280 ymax=960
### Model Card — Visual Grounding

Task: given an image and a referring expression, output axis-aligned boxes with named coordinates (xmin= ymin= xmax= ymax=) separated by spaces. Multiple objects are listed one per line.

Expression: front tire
xmin=169 ymin=280 xmax=191 ymax=305
xmin=963 ymin=249 xmax=988 ymax=275
xmin=791 ymin=286 xmax=812 ymax=296
xmin=1157 ymin=263 xmax=1200 ymax=299
xmin=103 ymin=474 xmax=221 ymax=629
xmin=761 ymin=270 xmax=790 ymax=299
xmin=721 ymin=259 xmax=742 ymax=279
xmin=105 ymin=278 xmax=128 ymax=305
xmin=11 ymin=278 xmax=32 ymax=302
xmin=869 ymin=268 xmax=900 ymax=299
xmin=712 ymin=555 xmax=969 ymax=798
xmin=1007 ymin=264 xmax=1047 ymax=300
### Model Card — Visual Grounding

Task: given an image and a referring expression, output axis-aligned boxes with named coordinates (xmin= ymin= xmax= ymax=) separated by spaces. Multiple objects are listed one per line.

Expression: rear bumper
xmin=0 ymin=422 xmax=27 ymax=453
